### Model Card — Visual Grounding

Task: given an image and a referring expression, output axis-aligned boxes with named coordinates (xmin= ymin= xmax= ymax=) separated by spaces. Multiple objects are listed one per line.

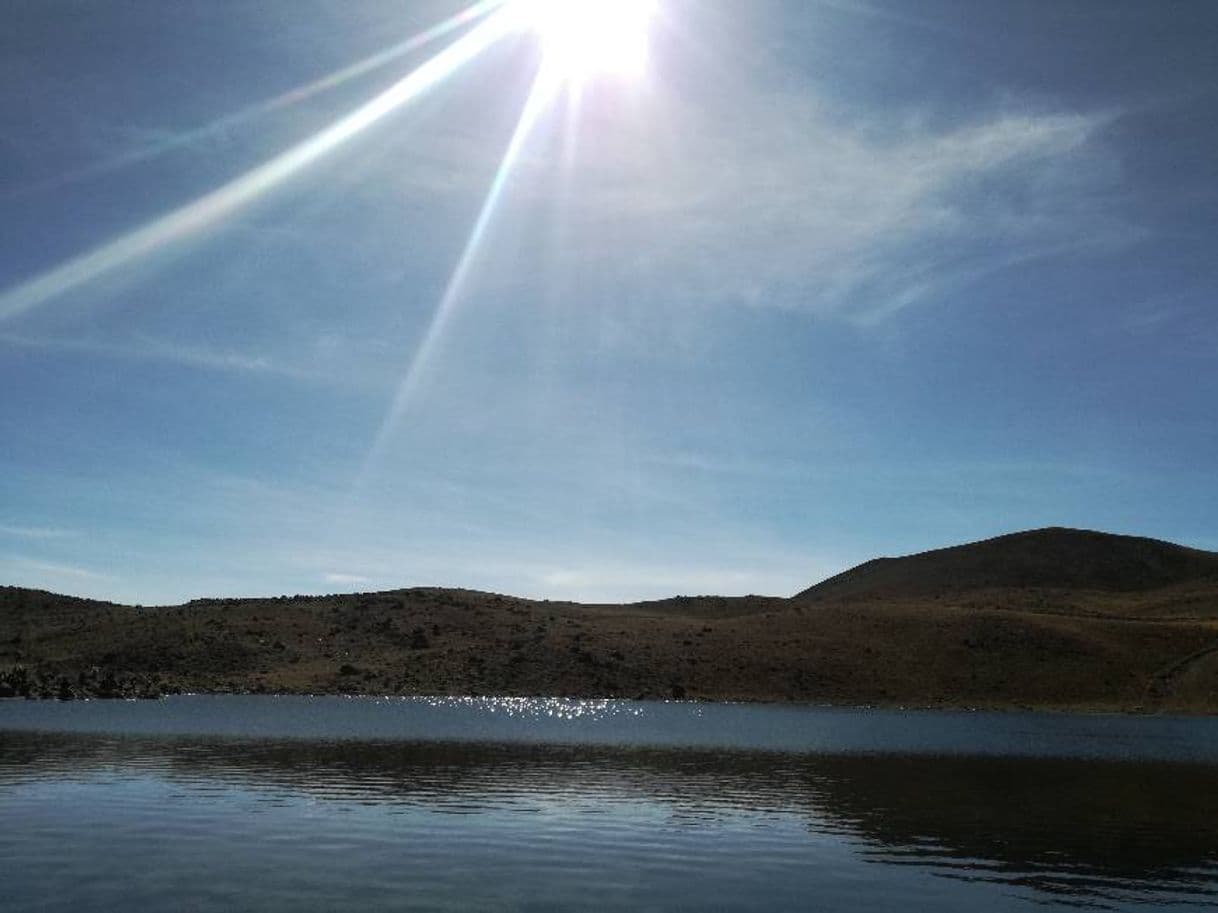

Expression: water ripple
xmin=2 ymin=700 xmax=1218 ymax=911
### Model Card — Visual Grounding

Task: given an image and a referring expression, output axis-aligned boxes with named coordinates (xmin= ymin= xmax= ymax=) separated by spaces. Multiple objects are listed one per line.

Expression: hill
xmin=796 ymin=528 xmax=1218 ymax=603
xmin=2 ymin=527 xmax=1217 ymax=712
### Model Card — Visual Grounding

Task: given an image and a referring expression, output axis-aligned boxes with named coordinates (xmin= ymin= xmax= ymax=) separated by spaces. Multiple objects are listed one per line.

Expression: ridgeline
xmin=3 ymin=528 xmax=1217 ymax=712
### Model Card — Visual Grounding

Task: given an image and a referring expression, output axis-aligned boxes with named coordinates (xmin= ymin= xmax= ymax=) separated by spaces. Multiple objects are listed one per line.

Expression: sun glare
xmin=514 ymin=0 xmax=658 ymax=81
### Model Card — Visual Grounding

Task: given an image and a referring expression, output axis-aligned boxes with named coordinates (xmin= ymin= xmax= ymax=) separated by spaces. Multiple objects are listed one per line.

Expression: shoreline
xmin=6 ymin=534 xmax=1218 ymax=717
xmin=4 ymin=687 xmax=1210 ymax=718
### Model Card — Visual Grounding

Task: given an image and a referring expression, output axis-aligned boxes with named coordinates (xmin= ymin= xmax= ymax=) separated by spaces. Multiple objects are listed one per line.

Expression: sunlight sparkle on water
xmin=415 ymin=695 xmax=647 ymax=721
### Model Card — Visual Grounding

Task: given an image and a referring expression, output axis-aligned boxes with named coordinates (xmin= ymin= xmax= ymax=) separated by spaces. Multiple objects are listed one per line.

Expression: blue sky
xmin=2 ymin=0 xmax=1216 ymax=604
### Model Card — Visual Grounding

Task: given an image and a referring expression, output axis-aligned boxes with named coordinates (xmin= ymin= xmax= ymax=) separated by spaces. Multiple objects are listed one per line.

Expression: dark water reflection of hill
xmin=4 ymin=731 xmax=1217 ymax=907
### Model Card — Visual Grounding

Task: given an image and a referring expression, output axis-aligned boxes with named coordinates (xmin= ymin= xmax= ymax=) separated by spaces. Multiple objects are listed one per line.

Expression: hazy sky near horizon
xmin=2 ymin=0 xmax=1216 ymax=604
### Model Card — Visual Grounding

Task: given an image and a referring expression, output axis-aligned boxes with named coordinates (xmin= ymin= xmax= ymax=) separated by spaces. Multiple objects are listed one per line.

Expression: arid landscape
xmin=6 ymin=5 xmax=1216 ymax=911
xmin=3 ymin=527 xmax=1216 ymax=713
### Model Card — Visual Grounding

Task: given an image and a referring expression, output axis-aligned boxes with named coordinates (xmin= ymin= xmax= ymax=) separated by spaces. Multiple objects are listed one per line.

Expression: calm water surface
xmin=2 ymin=696 xmax=1217 ymax=911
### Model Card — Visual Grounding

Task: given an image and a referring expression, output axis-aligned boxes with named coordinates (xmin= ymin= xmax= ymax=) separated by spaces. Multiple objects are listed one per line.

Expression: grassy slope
xmin=2 ymin=529 xmax=1217 ymax=711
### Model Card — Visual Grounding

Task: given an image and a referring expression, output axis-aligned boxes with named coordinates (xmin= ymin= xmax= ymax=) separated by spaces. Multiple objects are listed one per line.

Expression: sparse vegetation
xmin=1 ymin=528 xmax=1216 ymax=712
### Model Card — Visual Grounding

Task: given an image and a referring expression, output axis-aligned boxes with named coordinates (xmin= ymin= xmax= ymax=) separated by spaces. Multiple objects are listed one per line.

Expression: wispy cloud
xmin=1117 ymin=292 xmax=1201 ymax=335
xmin=282 ymin=534 xmax=839 ymax=604
xmin=538 ymin=88 xmax=1129 ymax=322
xmin=0 ymin=555 xmax=112 ymax=581
xmin=0 ymin=524 xmax=79 ymax=540
xmin=0 ymin=331 xmax=323 ymax=382
xmin=322 ymin=572 xmax=373 ymax=587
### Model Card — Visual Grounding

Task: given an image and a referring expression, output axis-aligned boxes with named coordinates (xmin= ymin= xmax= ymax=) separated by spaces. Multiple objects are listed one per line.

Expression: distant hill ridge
xmin=4 ymin=525 xmax=1218 ymax=711
xmin=796 ymin=527 xmax=1218 ymax=602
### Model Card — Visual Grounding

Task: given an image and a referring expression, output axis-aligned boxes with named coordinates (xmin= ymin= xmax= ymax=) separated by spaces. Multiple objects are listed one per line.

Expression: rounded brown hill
xmin=795 ymin=527 xmax=1218 ymax=602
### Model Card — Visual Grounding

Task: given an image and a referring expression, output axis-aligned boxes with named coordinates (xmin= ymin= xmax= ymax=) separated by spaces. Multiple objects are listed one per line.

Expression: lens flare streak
xmin=2 ymin=0 xmax=662 ymax=487
xmin=0 ymin=1 xmax=505 ymax=203
xmin=0 ymin=6 xmax=515 ymax=324
xmin=360 ymin=64 xmax=564 ymax=478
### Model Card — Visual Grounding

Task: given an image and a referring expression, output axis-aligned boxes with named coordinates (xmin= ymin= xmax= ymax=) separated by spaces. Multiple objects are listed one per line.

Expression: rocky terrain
xmin=3 ymin=527 xmax=1217 ymax=712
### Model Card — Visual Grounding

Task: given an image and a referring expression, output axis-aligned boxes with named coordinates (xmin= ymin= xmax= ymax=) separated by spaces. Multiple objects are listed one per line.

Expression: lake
xmin=2 ymin=696 xmax=1217 ymax=911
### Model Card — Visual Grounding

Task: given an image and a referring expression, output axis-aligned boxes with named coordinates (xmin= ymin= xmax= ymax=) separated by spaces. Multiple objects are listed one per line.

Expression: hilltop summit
xmin=795 ymin=527 xmax=1218 ymax=602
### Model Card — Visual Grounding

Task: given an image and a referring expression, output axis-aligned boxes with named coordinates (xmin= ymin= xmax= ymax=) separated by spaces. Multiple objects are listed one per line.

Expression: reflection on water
xmin=4 ymin=694 xmax=1218 ymax=759
xmin=2 ymin=700 xmax=1218 ymax=912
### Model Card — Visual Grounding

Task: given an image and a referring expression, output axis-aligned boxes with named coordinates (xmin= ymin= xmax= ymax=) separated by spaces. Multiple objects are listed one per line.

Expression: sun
xmin=512 ymin=0 xmax=658 ymax=81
